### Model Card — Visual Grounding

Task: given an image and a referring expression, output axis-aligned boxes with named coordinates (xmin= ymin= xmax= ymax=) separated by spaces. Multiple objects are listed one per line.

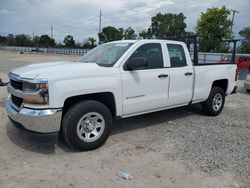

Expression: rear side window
xmin=167 ymin=44 xmax=187 ymax=67
xmin=130 ymin=43 xmax=163 ymax=69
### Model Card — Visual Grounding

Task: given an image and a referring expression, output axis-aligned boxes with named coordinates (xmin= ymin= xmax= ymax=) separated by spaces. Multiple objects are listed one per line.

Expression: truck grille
xmin=11 ymin=94 xmax=23 ymax=108
xmin=10 ymin=79 xmax=23 ymax=90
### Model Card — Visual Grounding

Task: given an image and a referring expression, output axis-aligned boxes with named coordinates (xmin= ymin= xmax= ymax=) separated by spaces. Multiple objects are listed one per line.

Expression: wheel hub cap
xmin=77 ymin=112 xmax=105 ymax=142
xmin=212 ymin=93 xmax=223 ymax=111
xmin=84 ymin=120 xmax=95 ymax=132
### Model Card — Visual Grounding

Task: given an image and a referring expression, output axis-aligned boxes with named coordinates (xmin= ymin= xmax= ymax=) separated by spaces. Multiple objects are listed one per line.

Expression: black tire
xmin=247 ymin=89 xmax=250 ymax=93
xmin=62 ymin=100 xmax=113 ymax=151
xmin=201 ymin=87 xmax=225 ymax=116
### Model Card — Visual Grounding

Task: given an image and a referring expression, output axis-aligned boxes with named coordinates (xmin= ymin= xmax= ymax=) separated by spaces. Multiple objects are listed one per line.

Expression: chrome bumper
xmin=5 ymin=98 xmax=62 ymax=133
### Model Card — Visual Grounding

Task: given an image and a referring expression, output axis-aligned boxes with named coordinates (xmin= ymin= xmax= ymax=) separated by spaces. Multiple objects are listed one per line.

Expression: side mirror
xmin=126 ymin=57 xmax=148 ymax=70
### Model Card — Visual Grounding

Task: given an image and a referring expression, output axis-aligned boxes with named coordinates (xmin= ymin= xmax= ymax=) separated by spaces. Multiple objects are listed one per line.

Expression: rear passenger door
xmin=166 ymin=43 xmax=194 ymax=106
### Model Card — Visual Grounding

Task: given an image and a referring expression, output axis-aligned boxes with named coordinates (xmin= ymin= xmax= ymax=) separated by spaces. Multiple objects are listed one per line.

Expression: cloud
xmin=124 ymin=1 xmax=148 ymax=10
xmin=0 ymin=0 xmax=249 ymax=42
xmin=0 ymin=9 xmax=12 ymax=16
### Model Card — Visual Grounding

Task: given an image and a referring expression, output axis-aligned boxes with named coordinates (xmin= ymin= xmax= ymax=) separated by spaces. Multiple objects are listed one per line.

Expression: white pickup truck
xmin=5 ymin=39 xmax=237 ymax=150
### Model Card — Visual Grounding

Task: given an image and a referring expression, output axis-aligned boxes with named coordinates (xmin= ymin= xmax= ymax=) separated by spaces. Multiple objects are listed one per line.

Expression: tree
xmin=75 ymin=42 xmax=82 ymax=48
xmin=63 ymin=35 xmax=75 ymax=47
xmin=139 ymin=30 xmax=148 ymax=39
xmin=196 ymin=6 xmax=233 ymax=52
xmin=0 ymin=35 xmax=7 ymax=45
xmin=117 ymin=27 xmax=124 ymax=39
xmin=33 ymin=36 xmax=40 ymax=47
xmin=238 ymin=27 xmax=250 ymax=53
xmin=56 ymin=42 xmax=64 ymax=48
xmin=39 ymin=35 xmax=55 ymax=47
xmin=138 ymin=12 xmax=186 ymax=39
xmin=124 ymin=27 xmax=136 ymax=39
xmin=88 ymin=37 xmax=97 ymax=47
xmin=150 ymin=12 xmax=186 ymax=39
xmin=15 ymin=34 xmax=32 ymax=46
xmin=6 ymin=34 xmax=16 ymax=46
xmin=98 ymin=26 xmax=124 ymax=44
xmin=83 ymin=37 xmax=97 ymax=49
xmin=139 ymin=28 xmax=153 ymax=39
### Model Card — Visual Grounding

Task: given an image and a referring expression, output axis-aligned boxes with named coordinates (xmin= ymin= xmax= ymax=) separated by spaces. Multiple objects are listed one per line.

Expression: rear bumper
xmin=5 ymin=98 xmax=62 ymax=133
xmin=231 ymin=86 xmax=238 ymax=94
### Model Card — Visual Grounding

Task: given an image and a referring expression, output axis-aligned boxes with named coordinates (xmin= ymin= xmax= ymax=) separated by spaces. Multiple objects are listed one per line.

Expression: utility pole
xmin=230 ymin=9 xmax=239 ymax=37
xmin=51 ymin=25 xmax=53 ymax=39
xmin=99 ymin=10 xmax=102 ymax=33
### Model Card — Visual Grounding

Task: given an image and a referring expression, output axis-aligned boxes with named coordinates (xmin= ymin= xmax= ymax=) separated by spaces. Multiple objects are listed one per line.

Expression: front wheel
xmin=201 ymin=87 xmax=225 ymax=116
xmin=62 ymin=100 xmax=113 ymax=151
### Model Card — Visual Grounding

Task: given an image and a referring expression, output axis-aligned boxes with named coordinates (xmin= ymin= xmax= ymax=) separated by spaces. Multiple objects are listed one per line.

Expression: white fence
xmin=0 ymin=46 xmax=89 ymax=56
xmin=1 ymin=46 xmax=249 ymax=61
xmin=0 ymin=46 xmax=249 ymax=80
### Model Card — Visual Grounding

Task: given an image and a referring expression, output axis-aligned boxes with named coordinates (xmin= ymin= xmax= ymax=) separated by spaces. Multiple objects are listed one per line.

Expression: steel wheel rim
xmin=212 ymin=93 xmax=223 ymax=111
xmin=76 ymin=112 xmax=105 ymax=142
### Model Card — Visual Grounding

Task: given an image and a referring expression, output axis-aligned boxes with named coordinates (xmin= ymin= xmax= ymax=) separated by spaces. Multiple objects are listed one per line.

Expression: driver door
xmin=121 ymin=43 xmax=170 ymax=116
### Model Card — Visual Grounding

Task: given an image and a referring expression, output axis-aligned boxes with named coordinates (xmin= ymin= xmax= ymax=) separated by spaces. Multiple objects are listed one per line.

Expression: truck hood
xmin=10 ymin=61 xmax=113 ymax=80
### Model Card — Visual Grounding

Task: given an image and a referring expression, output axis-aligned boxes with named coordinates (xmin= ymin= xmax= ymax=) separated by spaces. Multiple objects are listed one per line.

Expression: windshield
xmin=79 ymin=42 xmax=133 ymax=66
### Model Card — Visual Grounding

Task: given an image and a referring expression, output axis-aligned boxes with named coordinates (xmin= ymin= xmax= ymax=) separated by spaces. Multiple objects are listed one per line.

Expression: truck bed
xmin=192 ymin=64 xmax=237 ymax=103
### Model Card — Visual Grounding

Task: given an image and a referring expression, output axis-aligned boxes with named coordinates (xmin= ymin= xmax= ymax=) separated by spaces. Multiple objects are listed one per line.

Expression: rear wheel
xmin=246 ymin=89 xmax=250 ymax=93
xmin=62 ymin=100 xmax=113 ymax=150
xmin=201 ymin=87 xmax=225 ymax=116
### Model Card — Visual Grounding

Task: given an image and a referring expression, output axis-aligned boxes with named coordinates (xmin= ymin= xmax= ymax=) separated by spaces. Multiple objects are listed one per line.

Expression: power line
xmin=230 ymin=9 xmax=239 ymax=37
xmin=99 ymin=10 xmax=102 ymax=33
xmin=51 ymin=25 xmax=53 ymax=39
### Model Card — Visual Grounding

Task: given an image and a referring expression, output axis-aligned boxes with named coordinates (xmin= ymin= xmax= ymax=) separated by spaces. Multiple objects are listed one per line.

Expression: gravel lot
xmin=0 ymin=50 xmax=249 ymax=188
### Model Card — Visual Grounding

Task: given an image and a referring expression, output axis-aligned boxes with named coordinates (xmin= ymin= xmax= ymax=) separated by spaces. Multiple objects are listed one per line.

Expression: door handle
xmin=185 ymin=72 xmax=193 ymax=76
xmin=158 ymin=74 xmax=168 ymax=78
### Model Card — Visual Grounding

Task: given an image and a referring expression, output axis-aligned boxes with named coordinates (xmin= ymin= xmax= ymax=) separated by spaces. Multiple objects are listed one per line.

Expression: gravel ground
xmin=0 ymin=50 xmax=249 ymax=188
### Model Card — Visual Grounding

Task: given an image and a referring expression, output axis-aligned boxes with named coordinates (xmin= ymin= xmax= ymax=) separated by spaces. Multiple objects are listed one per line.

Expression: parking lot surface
xmin=0 ymin=50 xmax=249 ymax=188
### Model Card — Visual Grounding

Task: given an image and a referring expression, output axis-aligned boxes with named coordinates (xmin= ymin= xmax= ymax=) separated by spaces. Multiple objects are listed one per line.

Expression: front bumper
xmin=5 ymin=98 xmax=62 ymax=133
xmin=244 ymin=82 xmax=250 ymax=90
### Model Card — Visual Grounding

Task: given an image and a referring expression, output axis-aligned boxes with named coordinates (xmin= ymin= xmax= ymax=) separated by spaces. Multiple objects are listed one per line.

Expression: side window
xmin=167 ymin=44 xmax=187 ymax=67
xmin=129 ymin=43 xmax=163 ymax=69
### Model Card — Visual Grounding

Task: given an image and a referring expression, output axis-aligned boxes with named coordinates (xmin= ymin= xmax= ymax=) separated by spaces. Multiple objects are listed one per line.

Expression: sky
xmin=0 ymin=0 xmax=249 ymax=43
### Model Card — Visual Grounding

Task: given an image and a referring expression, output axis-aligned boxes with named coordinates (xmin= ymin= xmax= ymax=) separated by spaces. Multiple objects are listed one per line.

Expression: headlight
xmin=23 ymin=82 xmax=47 ymax=92
xmin=22 ymin=80 xmax=49 ymax=105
